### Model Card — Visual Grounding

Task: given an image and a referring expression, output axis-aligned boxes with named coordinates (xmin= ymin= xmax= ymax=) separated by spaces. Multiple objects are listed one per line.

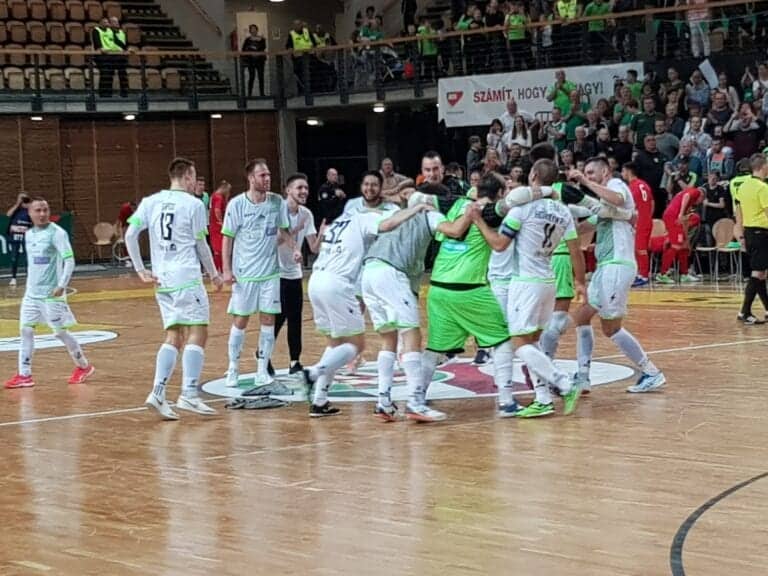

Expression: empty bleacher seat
xmin=162 ymin=67 xmax=180 ymax=90
xmin=28 ymin=0 xmax=47 ymax=20
xmin=83 ymin=0 xmax=101 ymax=21
xmin=8 ymin=20 xmax=27 ymax=43
xmin=124 ymin=23 xmax=140 ymax=45
xmin=46 ymin=21 xmax=66 ymax=43
xmin=65 ymin=21 xmax=84 ymax=43
xmin=45 ymin=67 xmax=65 ymax=89
xmin=4 ymin=67 xmax=25 ymax=89
xmin=126 ymin=67 xmax=141 ymax=90
xmin=45 ymin=44 xmax=65 ymax=66
xmin=102 ymin=0 xmax=119 ymax=20
xmin=27 ymin=21 xmax=46 ymax=43
xmin=0 ymin=22 xmax=6 ymax=43
xmin=9 ymin=0 xmax=27 ymax=19
xmin=65 ymin=66 xmax=84 ymax=88
xmin=142 ymin=47 xmax=161 ymax=68
xmin=5 ymin=43 xmax=27 ymax=66
xmin=65 ymin=43 xmax=84 ymax=65
xmin=25 ymin=66 xmax=43 ymax=89
xmin=47 ymin=0 xmax=66 ymax=20
xmin=65 ymin=0 xmax=83 ymax=21
xmin=0 ymin=0 xmax=8 ymax=19
xmin=145 ymin=67 xmax=161 ymax=90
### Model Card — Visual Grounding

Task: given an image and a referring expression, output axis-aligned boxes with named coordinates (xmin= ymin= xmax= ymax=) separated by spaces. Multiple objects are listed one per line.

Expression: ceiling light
xmin=306 ymin=117 xmax=321 ymax=126
xmin=30 ymin=115 xmax=43 ymax=121
xmin=372 ymin=103 xmax=386 ymax=113
xmin=124 ymin=114 xmax=136 ymax=121
xmin=210 ymin=113 xmax=222 ymax=119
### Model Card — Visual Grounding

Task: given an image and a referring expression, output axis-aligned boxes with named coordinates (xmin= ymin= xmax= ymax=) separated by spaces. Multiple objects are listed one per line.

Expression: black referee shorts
xmin=745 ymin=227 xmax=768 ymax=271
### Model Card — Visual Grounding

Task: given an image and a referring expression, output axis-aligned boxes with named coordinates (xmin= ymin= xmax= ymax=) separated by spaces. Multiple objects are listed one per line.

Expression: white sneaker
xmin=252 ymin=372 xmax=274 ymax=386
xmin=176 ymin=395 xmax=217 ymax=415
xmin=406 ymin=403 xmax=446 ymax=422
xmin=9 ymin=278 xmax=16 ymax=287
xmin=145 ymin=392 xmax=179 ymax=420
xmin=225 ymin=369 xmax=240 ymax=388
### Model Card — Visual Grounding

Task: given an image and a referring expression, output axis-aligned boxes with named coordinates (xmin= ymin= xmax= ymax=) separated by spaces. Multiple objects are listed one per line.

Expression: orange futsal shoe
xmin=68 ymin=365 xmax=95 ymax=385
xmin=5 ymin=374 xmax=35 ymax=389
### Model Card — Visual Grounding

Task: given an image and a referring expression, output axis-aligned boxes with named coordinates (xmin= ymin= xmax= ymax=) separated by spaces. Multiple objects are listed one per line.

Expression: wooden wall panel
xmin=95 ymin=122 xmax=137 ymax=227
xmin=210 ymin=115 xmax=247 ymax=191
xmin=60 ymin=121 xmax=98 ymax=258
xmin=245 ymin=113 xmax=281 ymax=189
xmin=0 ymin=118 xmax=23 ymax=209
xmin=171 ymin=118 xmax=211 ymax=185
xmin=20 ymin=118 xmax=63 ymax=212
xmin=136 ymin=122 xmax=174 ymax=200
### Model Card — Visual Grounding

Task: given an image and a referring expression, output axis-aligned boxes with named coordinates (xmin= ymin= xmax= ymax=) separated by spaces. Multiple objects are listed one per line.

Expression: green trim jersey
xmin=432 ymin=198 xmax=491 ymax=286
xmin=500 ymin=198 xmax=577 ymax=282
xmin=222 ymin=192 xmax=290 ymax=283
xmin=128 ymin=189 xmax=208 ymax=292
xmin=24 ymin=223 xmax=74 ymax=299
xmin=591 ymin=178 xmax=636 ymax=266
xmin=313 ymin=211 xmax=391 ymax=284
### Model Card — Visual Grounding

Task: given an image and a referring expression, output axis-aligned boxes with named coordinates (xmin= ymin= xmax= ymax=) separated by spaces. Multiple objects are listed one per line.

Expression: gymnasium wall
xmin=0 ymin=112 xmax=281 ymax=259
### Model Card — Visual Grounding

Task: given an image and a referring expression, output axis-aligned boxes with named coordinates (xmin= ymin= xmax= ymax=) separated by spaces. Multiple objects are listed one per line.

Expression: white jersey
xmin=24 ymin=223 xmax=73 ymax=299
xmin=343 ymin=197 xmax=399 ymax=216
xmin=279 ymin=205 xmax=316 ymax=280
xmin=223 ymin=192 xmax=289 ymax=282
xmin=488 ymin=244 xmax=515 ymax=283
xmin=312 ymin=211 xmax=388 ymax=284
xmin=500 ymin=198 xmax=577 ymax=281
xmin=129 ymin=189 xmax=207 ymax=291
xmin=593 ymin=178 xmax=636 ymax=266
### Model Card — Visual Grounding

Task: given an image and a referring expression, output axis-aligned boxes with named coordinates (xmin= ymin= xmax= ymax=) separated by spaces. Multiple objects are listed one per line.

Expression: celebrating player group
xmin=4 ymin=145 xmax=666 ymax=423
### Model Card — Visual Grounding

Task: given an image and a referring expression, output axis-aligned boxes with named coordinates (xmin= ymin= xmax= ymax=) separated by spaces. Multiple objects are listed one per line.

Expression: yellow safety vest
xmin=557 ymin=0 xmax=578 ymax=20
xmin=290 ymin=29 xmax=313 ymax=52
xmin=97 ymin=27 xmax=118 ymax=51
xmin=506 ymin=14 xmax=526 ymax=40
xmin=313 ymin=33 xmax=330 ymax=47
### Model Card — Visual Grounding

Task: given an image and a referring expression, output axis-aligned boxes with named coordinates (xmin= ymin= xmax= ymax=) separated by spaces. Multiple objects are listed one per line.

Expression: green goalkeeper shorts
xmin=552 ymin=253 xmax=574 ymax=300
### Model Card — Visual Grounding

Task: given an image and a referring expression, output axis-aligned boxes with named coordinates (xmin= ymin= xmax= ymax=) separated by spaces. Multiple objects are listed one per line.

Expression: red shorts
xmin=664 ymin=216 xmax=686 ymax=246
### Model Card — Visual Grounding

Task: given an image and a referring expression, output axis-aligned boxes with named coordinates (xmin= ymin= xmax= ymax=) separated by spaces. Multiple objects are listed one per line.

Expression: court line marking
xmin=1 ymin=336 xmax=767 ymax=429
xmin=669 ymin=471 xmax=768 ymax=576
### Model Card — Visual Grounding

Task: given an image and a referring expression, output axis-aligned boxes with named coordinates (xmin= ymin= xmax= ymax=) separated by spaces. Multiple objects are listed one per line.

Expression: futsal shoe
xmin=654 ymin=273 xmax=674 ymax=285
xmin=4 ymin=374 xmax=34 ymax=389
xmin=309 ymin=402 xmax=341 ymax=418
xmin=514 ymin=401 xmax=555 ymax=418
xmin=288 ymin=362 xmax=304 ymax=375
xmin=573 ymin=373 xmax=591 ymax=395
xmin=473 ymin=349 xmax=491 ymax=366
xmin=68 ymin=365 xmax=95 ymax=385
xmin=225 ymin=369 xmax=240 ymax=388
xmin=562 ymin=385 xmax=581 ymax=415
xmin=737 ymin=313 xmax=765 ymax=325
xmin=680 ymin=274 xmax=701 ymax=283
xmin=497 ymin=402 xmax=522 ymax=418
xmin=632 ymin=277 xmax=649 ymax=288
xmin=252 ymin=372 xmax=275 ymax=386
xmin=406 ymin=403 xmax=446 ymax=422
xmin=626 ymin=371 xmax=666 ymax=393
xmin=176 ymin=395 xmax=217 ymax=415
xmin=145 ymin=392 xmax=179 ymax=420
xmin=374 ymin=402 xmax=400 ymax=422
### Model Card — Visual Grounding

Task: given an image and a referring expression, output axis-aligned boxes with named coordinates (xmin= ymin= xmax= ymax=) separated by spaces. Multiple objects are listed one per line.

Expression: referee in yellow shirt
xmin=734 ymin=153 xmax=768 ymax=325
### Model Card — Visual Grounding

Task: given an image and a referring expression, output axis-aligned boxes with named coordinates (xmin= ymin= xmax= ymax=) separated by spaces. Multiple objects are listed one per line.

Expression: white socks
xmin=257 ymin=324 xmax=275 ymax=377
xmin=402 ymin=351 xmax=424 ymax=406
xmin=312 ymin=343 xmax=357 ymax=406
xmin=228 ymin=325 xmax=245 ymax=372
xmin=420 ymin=350 xmax=440 ymax=405
xmin=610 ymin=328 xmax=659 ymax=375
xmin=576 ymin=325 xmax=594 ymax=380
xmin=517 ymin=343 xmax=571 ymax=397
xmin=18 ymin=326 xmax=34 ymax=376
xmin=153 ymin=343 xmax=178 ymax=400
xmin=55 ymin=330 xmax=88 ymax=369
xmin=493 ymin=340 xmax=515 ymax=406
xmin=181 ymin=344 xmax=205 ymax=398
xmin=539 ymin=311 xmax=571 ymax=358
xmin=377 ymin=350 xmax=397 ymax=406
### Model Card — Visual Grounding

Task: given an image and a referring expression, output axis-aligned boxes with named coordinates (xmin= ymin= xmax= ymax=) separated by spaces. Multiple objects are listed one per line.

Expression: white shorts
xmin=361 ymin=263 xmax=420 ymax=332
xmin=156 ymin=283 xmax=210 ymax=329
xmin=227 ymin=277 xmax=281 ymax=317
xmin=308 ymin=270 xmax=364 ymax=338
xmin=588 ymin=263 xmax=635 ymax=319
xmin=490 ymin=280 xmax=510 ymax=323
xmin=506 ymin=281 xmax=556 ymax=337
xmin=20 ymin=297 xmax=76 ymax=331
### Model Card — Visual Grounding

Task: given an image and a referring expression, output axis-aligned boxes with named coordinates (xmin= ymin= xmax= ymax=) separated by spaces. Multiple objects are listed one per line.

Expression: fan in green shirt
xmin=584 ymin=0 xmax=611 ymax=32
xmin=547 ymin=70 xmax=577 ymax=114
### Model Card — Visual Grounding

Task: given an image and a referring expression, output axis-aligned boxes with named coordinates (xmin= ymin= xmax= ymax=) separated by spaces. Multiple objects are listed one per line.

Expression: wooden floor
xmin=0 ymin=273 xmax=766 ymax=576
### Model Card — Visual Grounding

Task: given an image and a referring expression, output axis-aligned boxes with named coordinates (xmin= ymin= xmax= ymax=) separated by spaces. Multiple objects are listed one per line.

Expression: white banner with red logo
xmin=438 ymin=62 xmax=644 ymax=128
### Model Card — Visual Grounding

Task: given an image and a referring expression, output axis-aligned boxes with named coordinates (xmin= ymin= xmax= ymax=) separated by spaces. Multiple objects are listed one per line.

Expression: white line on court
xmin=0 ymin=337 xmax=766 ymax=429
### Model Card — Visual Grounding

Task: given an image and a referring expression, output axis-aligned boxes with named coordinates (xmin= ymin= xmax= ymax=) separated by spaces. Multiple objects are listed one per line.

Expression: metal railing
xmin=0 ymin=0 xmax=763 ymax=111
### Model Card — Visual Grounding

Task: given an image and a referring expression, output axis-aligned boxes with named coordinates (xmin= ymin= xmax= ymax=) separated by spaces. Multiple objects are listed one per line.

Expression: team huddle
xmin=4 ymin=145 xmax=667 ymax=422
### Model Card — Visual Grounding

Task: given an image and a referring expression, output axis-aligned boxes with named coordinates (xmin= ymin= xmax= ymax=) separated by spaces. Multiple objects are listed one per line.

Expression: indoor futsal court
xmin=0 ymin=273 xmax=765 ymax=576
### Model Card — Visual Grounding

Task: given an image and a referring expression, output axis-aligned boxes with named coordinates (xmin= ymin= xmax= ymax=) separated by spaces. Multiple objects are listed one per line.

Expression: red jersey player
xmin=209 ymin=180 xmax=231 ymax=272
xmin=623 ymin=162 xmax=654 ymax=286
xmin=657 ymin=186 xmax=704 ymax=284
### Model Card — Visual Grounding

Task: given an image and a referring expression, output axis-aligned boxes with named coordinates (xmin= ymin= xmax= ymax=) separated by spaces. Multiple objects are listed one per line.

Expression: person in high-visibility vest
xmin=417 ymin=17 xmax=438 ymax=82
xmin=286 ymin=20 xmax=315 ymax=94
xmin=554 ymin=0 xmax=581 ymax=66
xmin=91 ymin=18 xmax=114 ymax=97
xmin=108 ymin=16 xmax=129 ymax=97
xmin=505 ymin=1 xmax=529 ymax=70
